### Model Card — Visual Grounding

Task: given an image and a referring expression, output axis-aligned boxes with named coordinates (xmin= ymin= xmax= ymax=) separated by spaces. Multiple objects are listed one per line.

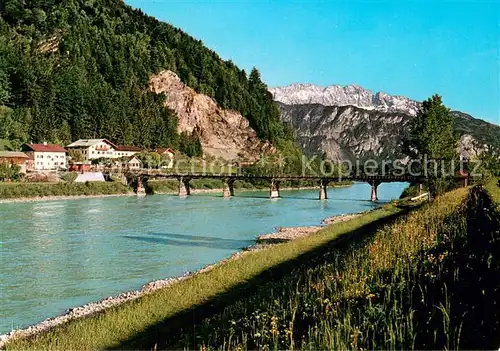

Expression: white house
xmin=122 ymin=156 xmax=142 ymax=170
xmin=21 ymin=143 xmax=67 ymax=171
xmin=154 ymin=147 xmax=175 ymax=169
xmin=66 ymin=139 xmax=141 ymax=162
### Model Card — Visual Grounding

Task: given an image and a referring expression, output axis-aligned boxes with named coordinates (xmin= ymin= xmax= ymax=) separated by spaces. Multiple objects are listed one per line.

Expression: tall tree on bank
xmin=403 ymin=95 xmax=458 ymax=196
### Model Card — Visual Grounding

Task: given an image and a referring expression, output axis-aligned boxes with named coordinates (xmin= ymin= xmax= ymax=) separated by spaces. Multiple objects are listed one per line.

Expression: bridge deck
xmin=126 ymin=170 xmax=467 ymax=183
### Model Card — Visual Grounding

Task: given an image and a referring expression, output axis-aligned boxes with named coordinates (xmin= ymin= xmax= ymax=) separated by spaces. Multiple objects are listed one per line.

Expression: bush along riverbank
xmin=0 ymin=179 xmax=352 ymax=201
xmin=145 ymin=179 xmax=352 ymax=194
xmin=0 ymin=182 xmax=132 ymax=200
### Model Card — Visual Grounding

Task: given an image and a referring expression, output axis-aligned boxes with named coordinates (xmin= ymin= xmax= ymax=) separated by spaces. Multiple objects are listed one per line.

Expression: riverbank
xmin=0 ymin=182 xmax=132 ymax=202
xmin=148 ymin=179 xmax=352 ymax=195
xmin=0 ymin=207 xmax=379 ymax=349
xmin=256 ymin=213 xmax=364 ymax=244
xmin=0 ymin=182 xmax=352 ymax=203
xmin=0 ymin=192 xmax=137 ymax=204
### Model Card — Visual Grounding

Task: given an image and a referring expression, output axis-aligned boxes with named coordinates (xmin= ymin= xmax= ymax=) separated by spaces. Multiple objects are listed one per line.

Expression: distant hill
xmin=0 ymin=0 xmax=291 ymax=153
xmin=451 ymin=111 xmax=500 ymax=148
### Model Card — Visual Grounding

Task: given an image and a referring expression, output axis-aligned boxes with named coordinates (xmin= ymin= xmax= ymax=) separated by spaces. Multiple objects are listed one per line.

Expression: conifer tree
xmin=403 ymin=95 xmax=458 ymax=196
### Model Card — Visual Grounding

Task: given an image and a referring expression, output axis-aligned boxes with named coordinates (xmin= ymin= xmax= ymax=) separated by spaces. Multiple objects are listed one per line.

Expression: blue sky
xmin=126 ymin=0 xmax=499 ymax=124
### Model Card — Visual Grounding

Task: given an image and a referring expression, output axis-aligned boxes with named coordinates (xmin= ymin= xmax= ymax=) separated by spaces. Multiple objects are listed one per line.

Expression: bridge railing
xmin=126 ymin=169 xmax=468 ymax=182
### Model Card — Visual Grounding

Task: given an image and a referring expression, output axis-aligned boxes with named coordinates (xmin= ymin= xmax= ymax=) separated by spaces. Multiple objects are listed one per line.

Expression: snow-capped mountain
xmin=269 ymin=83 xmax=421 ymax=116
xmin=271 ymin=84 xmax=500 ymax=161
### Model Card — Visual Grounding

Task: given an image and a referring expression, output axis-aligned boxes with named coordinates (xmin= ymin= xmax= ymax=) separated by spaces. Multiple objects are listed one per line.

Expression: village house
xmin=0 ymin=151 xmax=31 ymax=173
xmin=66 ymin=139 xmax=141 ymax=162
xmin=121 ymin=155 xmax=142 ymax=170
xmin=68 ymin=163 xmax=92 ymax=173
xmin=21 ymin=143 xmax=67 ymax=171
xmin=154 ymin=147 xmax=175 ymax=168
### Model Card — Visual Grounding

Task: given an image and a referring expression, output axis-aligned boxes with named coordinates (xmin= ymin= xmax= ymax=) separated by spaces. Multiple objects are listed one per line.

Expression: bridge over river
xmin=123 ymin=170 xmax=469 ymax=201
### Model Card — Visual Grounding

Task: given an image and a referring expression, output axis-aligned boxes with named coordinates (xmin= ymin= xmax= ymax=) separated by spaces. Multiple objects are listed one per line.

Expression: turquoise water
xmin=0 ymin=182 xmax=407 ymax=333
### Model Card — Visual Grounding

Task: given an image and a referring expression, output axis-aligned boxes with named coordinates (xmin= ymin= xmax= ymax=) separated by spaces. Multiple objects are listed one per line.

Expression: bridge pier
xmin=370 ymin=180 xmax=382 ymax=202
xmin=136 ymin=176 xmax=146 ymax=196
xmin=121 ymin=173 xmax=128 ymax=186
xmin=269 ymin=180 xmax=280 ymax=199
xmin=178 ymin=177 xmax=191 ymax=197
xmin=319 ymin=179 xmax=328 ymax=200
xmin=222 ymin=179 xmax=235 ymax=198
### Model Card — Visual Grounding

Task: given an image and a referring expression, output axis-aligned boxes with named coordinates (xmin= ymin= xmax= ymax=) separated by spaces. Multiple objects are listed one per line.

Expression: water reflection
xmin=123 ymin=233 xmax=253 ymax=250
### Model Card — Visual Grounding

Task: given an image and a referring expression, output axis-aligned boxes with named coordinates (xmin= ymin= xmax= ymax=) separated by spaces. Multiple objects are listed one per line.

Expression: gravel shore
xmin=0 ymin=207 xmax=360 ymax=348
xmin=256 ymin=213 xmax=364 ymax=243
xmin=0 ymin=193 xmax=137 ymax=204
xmin=0 ymin=249 xmax=249 ymax=348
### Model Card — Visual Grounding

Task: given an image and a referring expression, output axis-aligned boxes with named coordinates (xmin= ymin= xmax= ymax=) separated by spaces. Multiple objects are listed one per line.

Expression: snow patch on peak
xmin=269 ymin=83 xmax=420 ymax=116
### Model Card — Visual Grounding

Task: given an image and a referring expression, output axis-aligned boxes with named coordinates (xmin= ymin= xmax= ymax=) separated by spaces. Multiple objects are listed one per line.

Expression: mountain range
xmin=270 ymin=84 xmax=421 ymax=115
xmin=1 ymin=1 xmax=498 ymax=165
xmin=271 ymin=84 xmax=500 ymax=161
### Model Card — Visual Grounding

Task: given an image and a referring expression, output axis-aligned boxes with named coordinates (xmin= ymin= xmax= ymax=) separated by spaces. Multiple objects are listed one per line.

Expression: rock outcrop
xmin=277 ymin=101 xmax=499 ymax=161
xmin=277 ymin=102 xmax=412 ymax=160
xmin=149 ymin=70 xmax=274 ymax=161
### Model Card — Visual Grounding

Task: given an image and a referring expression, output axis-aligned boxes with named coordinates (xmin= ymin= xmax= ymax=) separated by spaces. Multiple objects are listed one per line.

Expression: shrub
xmin=61 ymin=172 xmax=78 ymax=184
xmin=0 ymin=163 xmax=20 ymax=181
xmin=0 ymin=182 xmax=132 ymax=199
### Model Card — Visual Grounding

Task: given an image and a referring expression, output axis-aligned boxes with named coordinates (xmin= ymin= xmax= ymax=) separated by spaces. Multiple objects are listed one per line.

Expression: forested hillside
xmin=0 ymin=0 xmax=291 ymax=151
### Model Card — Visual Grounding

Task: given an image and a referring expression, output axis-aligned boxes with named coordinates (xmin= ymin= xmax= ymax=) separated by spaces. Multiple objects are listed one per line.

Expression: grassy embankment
xmin=6 ymin=201 xmax=405 ymax=349
xmin=485 ymin=177 xmax=500 ymax=208
xmin=0 ymin=180 xmax=338 ymax=200
xmin=147 ymin=179 xmax=264 ymax=194
xmin=0 ymin=182 xmax=132 ymax=199
xmin=147 ymin=179 xmax=352 ymax=194
xmin=7 ymin=181 xmax=499 ymax=350
xmin=158 ymin=184 xmax=495 ymax=350
xmin=124 ymin=184 xmax=499 ymax=350
xmin=0 ymin=177 xmax=352 ymax=199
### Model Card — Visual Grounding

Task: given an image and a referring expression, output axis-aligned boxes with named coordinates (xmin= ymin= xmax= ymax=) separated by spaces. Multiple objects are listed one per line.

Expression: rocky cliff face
xmin=277 ymin=102 xmax=413 ymax=160
xmin=149 ymin=70 xmax=274 ymax=161
xmin=276 ymin=100 xmax=500 ymax=161
xmin=270 ymin=83 xmax=421 ymax=115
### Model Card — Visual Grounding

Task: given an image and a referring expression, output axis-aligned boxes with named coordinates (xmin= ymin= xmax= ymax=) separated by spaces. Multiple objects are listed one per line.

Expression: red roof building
xmin=21 ymin=143 xmax=67 ymax=171
xmin=22 ymin=144 xmax=67 ymax=153
xmin=116 ymin=145 xmax=142 ymax=152
xmin=154 ymin=147 xmax=175 ymax=155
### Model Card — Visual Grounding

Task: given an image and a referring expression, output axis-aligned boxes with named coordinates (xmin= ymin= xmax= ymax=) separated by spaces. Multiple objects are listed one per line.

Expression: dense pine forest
xmin=0 ymin=0 xmax=292 ymax=151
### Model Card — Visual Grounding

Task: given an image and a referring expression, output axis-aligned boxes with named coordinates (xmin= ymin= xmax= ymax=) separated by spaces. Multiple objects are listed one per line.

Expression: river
xmin=0 ymin=182 xmax=407 ymax=333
